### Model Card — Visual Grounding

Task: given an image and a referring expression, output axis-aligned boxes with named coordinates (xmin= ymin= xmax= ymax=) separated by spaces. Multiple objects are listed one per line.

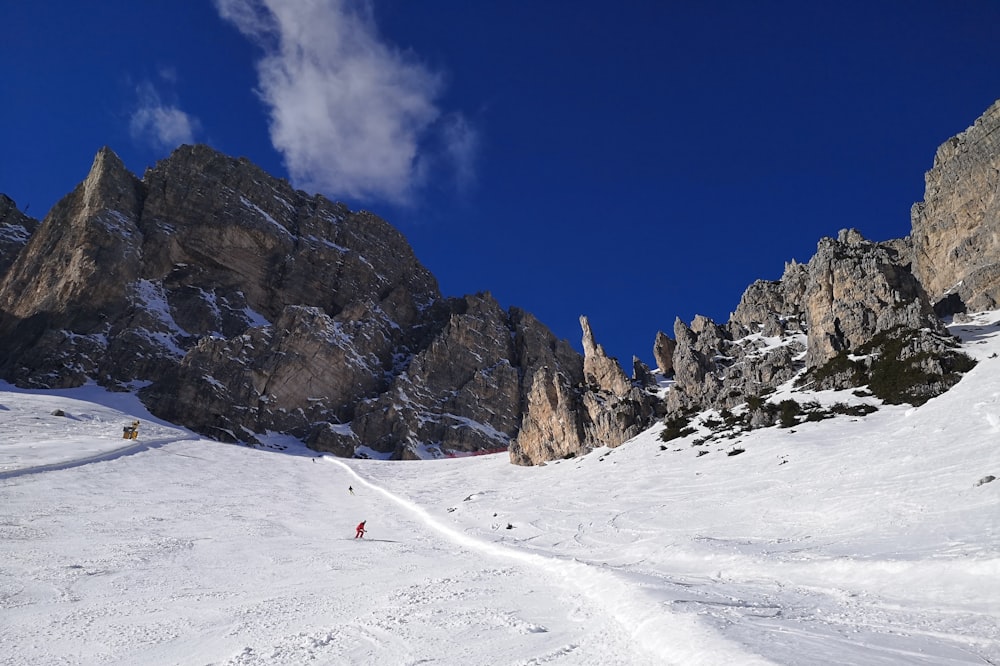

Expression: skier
xmin=355 ymin=520 xmax=366 ymax=539
xmin=349 ymin=485 xmax=354 ymax=495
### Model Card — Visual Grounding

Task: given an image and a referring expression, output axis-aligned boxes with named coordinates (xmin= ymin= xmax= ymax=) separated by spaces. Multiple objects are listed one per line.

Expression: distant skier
xmin=349 ymin=485 xmax=354 ymax=495
xmin=355 ymin=520 xmax=366 ymax=539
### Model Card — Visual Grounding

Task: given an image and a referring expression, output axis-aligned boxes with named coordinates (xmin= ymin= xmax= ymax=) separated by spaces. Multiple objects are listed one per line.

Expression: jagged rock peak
xmin=837 ymin=227 xmax=867 ymax=245
xmin=664 ymin=223 xmax=951 ymax=416
xmin=145 ymin=144 xmax=289 ymax=192
xmin=0 ymin=146 xmax=144 ymax=325
xmin=580 ymin=315 xmax=631 ymax=395
xmin=652 ymin=330 xmax=675 ymax=375
xmin=79 ymin=147 xmax=141 ymax=218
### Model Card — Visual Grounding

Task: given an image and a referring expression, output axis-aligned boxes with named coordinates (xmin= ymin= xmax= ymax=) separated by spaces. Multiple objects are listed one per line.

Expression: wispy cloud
xmin=214 ymin=0 xmax=477 ymax=205
xmin=129 ymin=81 xmax=200 ymax=151
xmin=440 ymin=112 xmax=478 ymax=193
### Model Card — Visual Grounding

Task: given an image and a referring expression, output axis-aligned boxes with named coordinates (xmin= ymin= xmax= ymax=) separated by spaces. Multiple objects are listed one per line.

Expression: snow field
xmin=332 ymin=458 xmax=768 ymax=664
xmin=1 ymin=313 xmax=999 ymax=664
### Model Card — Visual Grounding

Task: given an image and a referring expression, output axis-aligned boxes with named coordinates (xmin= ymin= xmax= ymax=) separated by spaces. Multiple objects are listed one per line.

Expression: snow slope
xmin=1 ymin=314 xmax=999 ymax=665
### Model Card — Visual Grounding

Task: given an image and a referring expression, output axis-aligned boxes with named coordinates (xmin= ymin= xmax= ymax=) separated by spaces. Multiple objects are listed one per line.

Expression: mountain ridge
xmin=0 ymin=144 xmax=651 ymax=462
xmin=0 ymin=98 xmax=998 ymax=464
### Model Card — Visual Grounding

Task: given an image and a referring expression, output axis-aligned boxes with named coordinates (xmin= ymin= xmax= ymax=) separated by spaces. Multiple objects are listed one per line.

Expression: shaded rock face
xmin=0 ymin=146 xmax=439 ymax=392
xmin=0 ymin=144 xmax=610 ymax=462
xmin=665 ymin=313 xmax=806 ymax=416
xmin=346 ymin=297 xmax=584 ymax=460
xmin=911 ymin=99 xmax=1000 ymax=314
xmin=0 ymin=195 xmax=39 ymax=280
xmin=730 ymin=260 xmax=809 ymax=338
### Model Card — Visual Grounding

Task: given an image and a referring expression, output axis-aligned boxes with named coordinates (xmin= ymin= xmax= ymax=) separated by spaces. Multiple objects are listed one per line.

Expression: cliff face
xmin=0 ymin=144 xmax=645 ymax=461
xmin=911 ymin=99 xmax=1000 ymax=314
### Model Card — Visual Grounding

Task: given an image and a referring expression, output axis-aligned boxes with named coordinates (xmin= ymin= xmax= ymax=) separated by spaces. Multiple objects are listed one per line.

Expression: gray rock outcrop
xmin=801 ymin=229 xmax=943 ymax=369
xmin=0 ymin=148 xmax=146 ymax=387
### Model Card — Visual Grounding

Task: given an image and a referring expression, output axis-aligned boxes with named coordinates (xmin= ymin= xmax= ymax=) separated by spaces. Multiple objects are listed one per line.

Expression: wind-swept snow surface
xmin=2 ymin=314 xmax=1000 ymax=665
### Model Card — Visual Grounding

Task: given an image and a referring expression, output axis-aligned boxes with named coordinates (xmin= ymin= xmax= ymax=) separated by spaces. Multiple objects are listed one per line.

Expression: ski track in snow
xmin=0 ymin=437 xmax=171 ymax=480
xmin=331 ymin=458 xmax=770 ymax=665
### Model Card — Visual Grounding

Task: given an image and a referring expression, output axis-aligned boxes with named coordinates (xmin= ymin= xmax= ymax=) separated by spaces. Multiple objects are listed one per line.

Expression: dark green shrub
xmin=806 ymin=350 xmax=865 ymax=387
xmin=855 ymin=327 xmax=977 ymax=406
xmin=702 ymin=417 xmax=722 ymax=430
xmin=660 ymin=414 xmax=695 ymax=442
xmin=778 ymin=399 xmax=801 ymax=428
xmin=831 ymin=402 xmax=879 ymax=416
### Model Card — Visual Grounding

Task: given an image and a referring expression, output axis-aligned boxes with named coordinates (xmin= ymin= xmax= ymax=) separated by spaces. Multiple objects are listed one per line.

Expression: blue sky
xmin=3 ymin=1 xmax=1000 ymax=366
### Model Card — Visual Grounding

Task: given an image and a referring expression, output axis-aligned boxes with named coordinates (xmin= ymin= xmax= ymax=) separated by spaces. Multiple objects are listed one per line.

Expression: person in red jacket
xmin=355 ymin=520 xmax=366 ymax=539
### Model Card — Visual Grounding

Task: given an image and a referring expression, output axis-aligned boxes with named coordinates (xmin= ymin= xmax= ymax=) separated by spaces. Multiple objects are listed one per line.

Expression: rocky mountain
xmin=657 ymin=100 xmax=1000 ymax=424
xmin=0 ymin=98 xmax=997 ymax=465
xmin=0 ymin=145 xmax=650 ymax=463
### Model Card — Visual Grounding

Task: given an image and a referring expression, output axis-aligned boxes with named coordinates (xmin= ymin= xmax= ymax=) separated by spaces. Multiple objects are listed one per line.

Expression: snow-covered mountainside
xmin=2 ymin=313 xmax=997 ymax=665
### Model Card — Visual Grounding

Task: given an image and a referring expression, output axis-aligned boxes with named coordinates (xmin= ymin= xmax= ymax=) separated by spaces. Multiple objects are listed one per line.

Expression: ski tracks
xmin=0 ymin=436 xmax=179 ymax=480
xmin=329 ymin=458 xmax=773 ymax=666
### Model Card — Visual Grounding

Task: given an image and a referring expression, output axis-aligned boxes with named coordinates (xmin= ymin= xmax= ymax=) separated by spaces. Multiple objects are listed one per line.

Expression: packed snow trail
xmin=331 ymin=458 xmax=774 ymax=665
xmin=0 ymin=436 xmax=175 ymax=480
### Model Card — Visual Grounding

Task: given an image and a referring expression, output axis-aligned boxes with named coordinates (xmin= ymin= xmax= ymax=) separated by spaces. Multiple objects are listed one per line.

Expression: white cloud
xmin=215 ymin=0 xmax=476 ymax=205
xmin=129 ymin=81 xmax=200 ymax=151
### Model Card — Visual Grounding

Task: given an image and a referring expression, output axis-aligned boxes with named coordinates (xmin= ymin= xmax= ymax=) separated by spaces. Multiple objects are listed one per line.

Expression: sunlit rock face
xmin=911 ymin=99 xmax=1000 ymax=315
xmin=511 ymin=316 xmax=656 ymax=466
xmin=800 ymin=229 xmax=943 ymax=369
